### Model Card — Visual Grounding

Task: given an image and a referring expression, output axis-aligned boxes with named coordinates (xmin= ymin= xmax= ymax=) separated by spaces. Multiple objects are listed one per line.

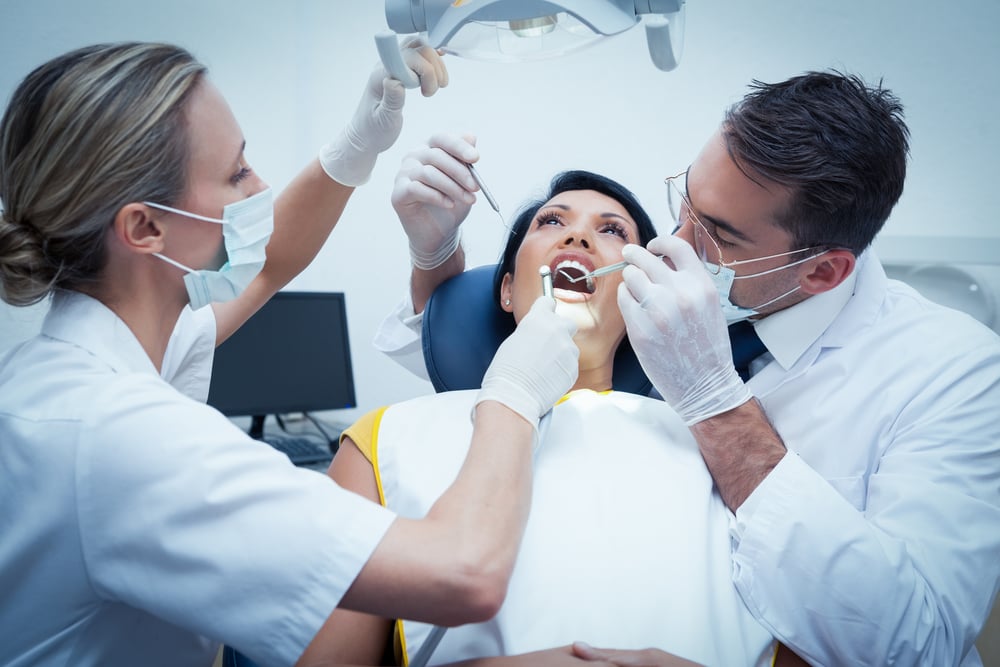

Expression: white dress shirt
xmin=0 ymin=291 xmax=394 ymax=667
xmin=374 ymin=252 xmax=1000 ymax=666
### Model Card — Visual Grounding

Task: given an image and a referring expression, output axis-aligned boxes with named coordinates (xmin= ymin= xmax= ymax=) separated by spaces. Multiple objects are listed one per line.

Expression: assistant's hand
xmin=476 ymin=296 xmax=579 ymax=432
xmin=392 ymin=132 xmax=481 ymax=269
xmin=617 ymin=235 xmax=751 ymax=425
xmin=572 ymin=642 xmax=703 ymax=667
xmin=320 ymin=38 xmax=448 ymax=187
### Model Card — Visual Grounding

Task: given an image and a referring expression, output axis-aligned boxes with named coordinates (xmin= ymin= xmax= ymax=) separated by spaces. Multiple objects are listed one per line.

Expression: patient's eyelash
xmin=535 ymin=209 xmax=565 ymax=227
xmin=600 ymin=220 xmax=631 ymax=241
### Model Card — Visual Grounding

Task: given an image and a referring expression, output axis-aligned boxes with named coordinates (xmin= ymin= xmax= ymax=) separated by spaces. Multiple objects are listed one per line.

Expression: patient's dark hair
xmin=492 ymin=170 xmax=657 ymax=300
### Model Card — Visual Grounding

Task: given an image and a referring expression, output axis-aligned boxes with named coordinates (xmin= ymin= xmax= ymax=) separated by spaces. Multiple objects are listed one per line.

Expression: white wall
xmin=2 ymin=0 xmax=999 ymax=424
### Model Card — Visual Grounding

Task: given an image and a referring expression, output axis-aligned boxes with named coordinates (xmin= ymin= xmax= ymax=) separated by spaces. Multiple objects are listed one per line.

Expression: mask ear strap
xmin=733 ymin=249 xmax=830 ymax=280
xmin=749 ymin=284 xmax=801 ymax=311
xmin=143 ymin=201 xmax=224 ymax=224
xmin=153 ymin=252 xmax=195 ymax=274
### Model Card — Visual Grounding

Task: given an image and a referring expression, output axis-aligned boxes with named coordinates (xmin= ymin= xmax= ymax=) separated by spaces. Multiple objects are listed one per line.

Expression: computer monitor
xmin=207 ymin=291 xmax=357 ymax=436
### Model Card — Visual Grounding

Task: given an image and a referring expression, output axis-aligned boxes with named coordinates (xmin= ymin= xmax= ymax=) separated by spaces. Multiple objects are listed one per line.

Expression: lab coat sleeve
xmin=372 ymin=292 xmax=431 ymax=381
xmin=731 ymin=347 xmax=1000 ymax=666
xmin=76 ymin=374 xmax=396 ymax=667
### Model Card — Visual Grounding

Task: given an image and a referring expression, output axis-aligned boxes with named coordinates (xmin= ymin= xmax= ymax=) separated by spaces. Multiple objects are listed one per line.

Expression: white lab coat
xmin=374 ymin=252 xmax=1000 ymax=666
xmin=0 ymin=291 xmax=395 ymax=667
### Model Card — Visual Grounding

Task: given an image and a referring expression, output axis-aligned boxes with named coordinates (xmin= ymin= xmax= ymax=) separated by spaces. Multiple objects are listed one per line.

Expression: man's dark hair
xmin=723 ymin=70 xmax=910 ymax=254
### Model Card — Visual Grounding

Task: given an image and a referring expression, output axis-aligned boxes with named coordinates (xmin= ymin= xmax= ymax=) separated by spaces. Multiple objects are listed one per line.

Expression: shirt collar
xmin=752 ymin=252 xmax=863 ymax=369
xmin=41 ymin=290 xmax=159 ymax=377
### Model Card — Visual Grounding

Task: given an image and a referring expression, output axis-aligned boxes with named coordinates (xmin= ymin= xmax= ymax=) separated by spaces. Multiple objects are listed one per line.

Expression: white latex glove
xmin=320 ymin=38 xmax=448 ymax=187
xmin=476 ymin=296 xmax=579 ymax=432
xmin=617 ymin=235 xmax=752 ymax=425
xmin=392 ymin=132 xmax=481 ymax=269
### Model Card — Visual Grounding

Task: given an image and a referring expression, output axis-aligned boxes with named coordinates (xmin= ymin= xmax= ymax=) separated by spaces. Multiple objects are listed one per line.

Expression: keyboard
xmin=259 ymin=433 xmax=332 ymax=466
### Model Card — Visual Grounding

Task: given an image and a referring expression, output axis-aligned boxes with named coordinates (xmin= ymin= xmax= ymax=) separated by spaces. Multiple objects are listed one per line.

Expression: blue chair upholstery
xmin=422 ymin=264 xmax=652 ymax=396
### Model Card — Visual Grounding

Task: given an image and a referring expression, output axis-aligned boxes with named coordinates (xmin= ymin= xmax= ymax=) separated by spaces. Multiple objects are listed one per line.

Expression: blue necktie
xmin=729 ymin=320 xmax=766 ymax=381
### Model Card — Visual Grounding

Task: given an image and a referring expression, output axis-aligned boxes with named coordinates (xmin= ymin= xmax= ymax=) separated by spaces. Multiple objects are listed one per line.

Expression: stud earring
xmin=504 ymin=299 xmax=511 ymax=306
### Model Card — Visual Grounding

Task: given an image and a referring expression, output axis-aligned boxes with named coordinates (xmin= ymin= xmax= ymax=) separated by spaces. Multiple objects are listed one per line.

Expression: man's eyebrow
xmin=684 ymin=169 xmax=754 ymax=244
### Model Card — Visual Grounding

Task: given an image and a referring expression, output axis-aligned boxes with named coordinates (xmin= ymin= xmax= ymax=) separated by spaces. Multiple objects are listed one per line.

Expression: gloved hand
xmin=617 ymin=235 xmax=752 ymax=425
xmin=392 ymin=132 xmax=481 ymax=269
xmin=476 ymin=296 xmax=579 ymax=431
xmin=320 ymin=38 xmax=448 ymax=187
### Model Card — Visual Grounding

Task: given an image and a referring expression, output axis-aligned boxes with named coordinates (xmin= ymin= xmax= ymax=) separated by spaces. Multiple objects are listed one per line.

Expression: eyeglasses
xmin=664 ymin=171 xmax=826 ymax=276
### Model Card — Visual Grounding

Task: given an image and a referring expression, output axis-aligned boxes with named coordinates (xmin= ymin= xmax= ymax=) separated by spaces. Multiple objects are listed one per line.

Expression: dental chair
xmin=422 ymin=264 xmax=652 ymax=395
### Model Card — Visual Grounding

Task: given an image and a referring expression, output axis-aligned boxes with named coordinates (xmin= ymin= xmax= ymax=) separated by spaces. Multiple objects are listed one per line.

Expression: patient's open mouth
xmin=553 ymin=260 xmax=594 ymax=294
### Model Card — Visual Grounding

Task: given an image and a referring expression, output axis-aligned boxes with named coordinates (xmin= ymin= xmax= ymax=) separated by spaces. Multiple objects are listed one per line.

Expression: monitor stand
xmin=248 ymin=414 xmax=266 ymax=440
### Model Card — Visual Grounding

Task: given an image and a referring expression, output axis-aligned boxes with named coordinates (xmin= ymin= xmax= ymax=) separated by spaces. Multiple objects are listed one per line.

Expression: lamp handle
xmin=374 ymin=31 xmax=421 ymax=89
xmin=643 ymin=6 xmax=685 ymax=72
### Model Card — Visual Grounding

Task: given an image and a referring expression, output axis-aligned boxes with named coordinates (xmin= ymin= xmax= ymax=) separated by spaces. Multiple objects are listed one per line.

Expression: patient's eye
xmin=535 ymin=210 xmax=565 ymax=228
xmin=599 ymin=220 xmax=631 ymax=242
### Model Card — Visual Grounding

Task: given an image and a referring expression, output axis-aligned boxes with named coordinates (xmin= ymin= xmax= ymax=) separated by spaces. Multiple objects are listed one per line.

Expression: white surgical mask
xmin=706 ymin=250 xmax=827 ymax=324
xmin=147 ymin=188 xmax=273 ymax=310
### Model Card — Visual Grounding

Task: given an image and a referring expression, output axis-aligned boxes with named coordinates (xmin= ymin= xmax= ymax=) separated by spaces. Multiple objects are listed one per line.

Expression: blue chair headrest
xmin=422 ymin=264 xmax=652 ymax=396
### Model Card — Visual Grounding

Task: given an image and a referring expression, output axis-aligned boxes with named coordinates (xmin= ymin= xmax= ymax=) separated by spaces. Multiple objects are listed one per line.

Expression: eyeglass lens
xmin=666 ymin=175 xmax=722 ymax=274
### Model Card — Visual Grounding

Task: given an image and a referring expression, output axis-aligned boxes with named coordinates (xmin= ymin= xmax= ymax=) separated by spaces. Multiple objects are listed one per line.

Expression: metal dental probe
xmin=562 ymin=259 xmax=629 ymax=282
xmin=559 ymin=255 xmax=667 ymax=291
xmin=467 ymin=162 xmax=507 ymax=230
xmin=557 ymin=260 xmax=627 ymax=293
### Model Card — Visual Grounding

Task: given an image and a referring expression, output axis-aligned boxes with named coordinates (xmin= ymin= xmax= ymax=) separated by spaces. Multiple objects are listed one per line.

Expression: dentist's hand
xmin=392 ymin=132 xmax=481 ymax=269
xmin=476 ymin=296 xmax=579 ymax=433
xmin=617 ymin=235 xmax=751 ymax=425
xmin=320 ymin=38 xmax=448 ymax=187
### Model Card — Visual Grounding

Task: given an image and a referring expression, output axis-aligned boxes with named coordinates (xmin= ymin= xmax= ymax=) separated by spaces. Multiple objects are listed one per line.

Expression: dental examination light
xmin=376 ymin=0 xmax=687 ymax=88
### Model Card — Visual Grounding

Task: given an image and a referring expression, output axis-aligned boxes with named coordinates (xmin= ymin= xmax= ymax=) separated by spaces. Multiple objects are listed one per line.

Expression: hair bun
xmin=0 ymin=211 xmax=56 ymax=306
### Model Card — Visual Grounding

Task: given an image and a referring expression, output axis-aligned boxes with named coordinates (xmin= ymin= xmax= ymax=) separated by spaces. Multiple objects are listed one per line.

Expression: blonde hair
xmin=0 ymin=42 xmax=206 ymax=306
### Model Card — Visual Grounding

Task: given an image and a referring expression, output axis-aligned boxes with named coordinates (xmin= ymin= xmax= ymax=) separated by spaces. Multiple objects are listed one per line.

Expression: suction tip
xmin=539 ymin=265 xmax=554 ymax=299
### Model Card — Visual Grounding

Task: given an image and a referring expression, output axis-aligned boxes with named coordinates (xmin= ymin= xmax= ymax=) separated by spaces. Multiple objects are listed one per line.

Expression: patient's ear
xmin=800 ymin=249 xmax=855 ymax=295
xmin=499 ymin=272 xmax=514 ymax=313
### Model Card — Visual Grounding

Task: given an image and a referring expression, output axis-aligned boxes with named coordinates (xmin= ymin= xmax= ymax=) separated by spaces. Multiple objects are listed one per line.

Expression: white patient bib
xmin=374 ymin=389 xmax=772 ymax=667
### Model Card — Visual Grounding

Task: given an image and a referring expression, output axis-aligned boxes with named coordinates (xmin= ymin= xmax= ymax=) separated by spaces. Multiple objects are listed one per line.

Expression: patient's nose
xmin=561 ymin=232 xmax=591 ymax=250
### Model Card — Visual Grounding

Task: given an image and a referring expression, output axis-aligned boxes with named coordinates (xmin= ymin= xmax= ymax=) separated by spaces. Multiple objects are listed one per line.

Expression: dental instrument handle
xmin=586 ymin=259 xmax=630 ymax=279
xmin=374 ymin=32 xmax=420 ymax=89
xmin=575 ymin=254 xmax=667 ymax=282
xmin=467 ymin=163 xmax=500 ymax=214
xmin=409 ymin=625 xmax=447 ymax=667
xmin=539 ymin=265 xmax=554 ymax=299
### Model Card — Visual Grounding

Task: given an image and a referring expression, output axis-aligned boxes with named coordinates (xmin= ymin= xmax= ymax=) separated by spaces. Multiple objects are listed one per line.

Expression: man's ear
xmin=800 ymin=249 xmax=855 ymax=295
xmin=113 ymin=203 xmax=165 ymax=255
xmin=499 ymin=272 xmax=514 ymax=313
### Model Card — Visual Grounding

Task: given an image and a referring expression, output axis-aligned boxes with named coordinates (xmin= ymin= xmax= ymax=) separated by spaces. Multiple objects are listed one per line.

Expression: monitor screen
xmin=207 ymin=291 xmax=357 ymax=417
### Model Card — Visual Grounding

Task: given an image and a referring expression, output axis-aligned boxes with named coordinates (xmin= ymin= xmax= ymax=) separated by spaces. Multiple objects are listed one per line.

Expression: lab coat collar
xmin=42 ymin=290 xmax=160 ymax=378
xmin=752 ymin=251 xmax=867 ymax=370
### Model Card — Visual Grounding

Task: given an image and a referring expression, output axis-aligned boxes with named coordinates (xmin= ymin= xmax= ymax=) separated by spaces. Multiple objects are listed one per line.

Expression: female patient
xmin=315 ymin=158 xmax=775 ymax=666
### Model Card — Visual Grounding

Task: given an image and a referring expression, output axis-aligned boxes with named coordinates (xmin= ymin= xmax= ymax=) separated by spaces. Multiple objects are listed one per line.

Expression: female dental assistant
xmin=0 ymin=42 xmax=579 ymax=667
